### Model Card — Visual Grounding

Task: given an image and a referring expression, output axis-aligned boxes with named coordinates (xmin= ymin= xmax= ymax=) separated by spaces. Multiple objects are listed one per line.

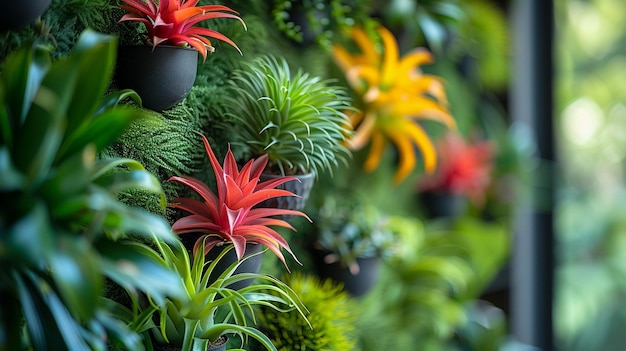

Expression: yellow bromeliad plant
xmin=332 ymin=25 xmax=456 ymax=183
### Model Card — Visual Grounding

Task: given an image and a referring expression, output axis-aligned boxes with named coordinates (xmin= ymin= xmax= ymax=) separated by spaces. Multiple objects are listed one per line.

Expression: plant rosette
xmin=116 ymin=0 xmax=246 ymax=110
xmin=224 ymin=55 xmax=354 ymax=211
xmin=167 ymin=133 xmax=311 ymax=269
xmin=139 ymin=239 xmax=309 ymax=351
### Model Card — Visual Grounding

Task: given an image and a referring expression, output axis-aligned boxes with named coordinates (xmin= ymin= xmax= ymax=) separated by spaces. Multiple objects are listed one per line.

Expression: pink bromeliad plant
xmin=167 ymin=134 xmax=310 ymax=267
xmin=118 ymin=0 xmax=246 ymax=60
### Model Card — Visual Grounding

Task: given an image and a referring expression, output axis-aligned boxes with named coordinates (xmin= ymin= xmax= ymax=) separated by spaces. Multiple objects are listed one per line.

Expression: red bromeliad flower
xmin=167 ymin=134 xmax=310 ymax=267
xmin=416 ymin=131 xmax=495 ymax=206
xmin=118 ymin=0 xmax=245 ymax=60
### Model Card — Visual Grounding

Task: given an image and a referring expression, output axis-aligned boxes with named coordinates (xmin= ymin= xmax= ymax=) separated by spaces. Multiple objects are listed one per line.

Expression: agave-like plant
xmin=167 ymin=134 xmax=310 ymax=267
xmin=225 ymin=54 xmax=354 ymax=176
xmin=118 ymin=0 xmax=246 ymax=60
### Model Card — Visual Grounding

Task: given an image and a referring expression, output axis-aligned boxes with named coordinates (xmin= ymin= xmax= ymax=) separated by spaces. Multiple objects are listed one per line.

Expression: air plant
xmin=118 ymin=0 xmax=246 ymax=60
xmin=167 ymin=134 xmax=310 ymax=268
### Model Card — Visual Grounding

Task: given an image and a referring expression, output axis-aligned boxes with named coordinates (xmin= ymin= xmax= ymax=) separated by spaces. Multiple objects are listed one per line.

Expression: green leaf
xmin=39 ymin=146 xmax=91 ymax=204
xmin=0 ymin=42 xmax=51 ymax=125
xmin=90 ymin=157 xmax=149 ymax=179
xmin=182 ymin=318 xmax=200 ymax=351
xmin=0 ymin=147 xmax=24 ymax=191
xmin=99 ymin=89 xmax=143 ymax=112
xmin=5 ymin=202 xmax=54 ymax=266
xmin=64 ymin=30 xmax=117 ymax=136
xmin=57 ymin=107 xmax=142 ymax=163
xmin=418 ymin=12 xmax=447 ymax=53
xmin=93 ymin=169 xmax=165 ymax=206
xmin=198 ymin=324 xmax=277 ymax=351
xmin=48 ymin=234 xmax=103 ymax=321
xmin=103 ymin=204 xmax=176 ymax=241
xmin=14 ymin=270 xmax=61 ymax=350
xmin=18 ymin=270 xmax=92 ymax=351
xmin=13 ymin=55 xmax=78 ymax=182
xmin=99 ymin=240 xmax=186 ymax=306
xmin=93 ymin=308 xmax=144 ymax=350
xmin=0 ymin=82 xmax=11 ymax=147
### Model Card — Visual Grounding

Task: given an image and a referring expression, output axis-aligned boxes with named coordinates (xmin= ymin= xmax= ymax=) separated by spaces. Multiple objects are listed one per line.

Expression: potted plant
xmin=308 ymin=193 xmax=397 ymax=297
xmin=224 ymin=54 xmax=354 ymax=211
xmin=0 ymin=30 xmax=185 ymax=350
xmin=167 ymin=133 xmax=310 ymax=288
xmin=115 ymin=0 xmax=246 ymax=111
xmin=416 ymin=131 xmax=495 ymax=219
xmin=125 ymin=238 xmax=309 ymax=351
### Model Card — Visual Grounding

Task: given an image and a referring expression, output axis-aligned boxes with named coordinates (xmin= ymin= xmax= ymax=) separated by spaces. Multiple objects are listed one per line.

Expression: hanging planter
xmin=115 ymin=0 xmax=246 ymax=111
xmin=311 ymin=249 xmax=381 ymax=297
xmin=115 ymin=45 xmax=198 ymax=111
xmin=419 ymin=190 xmax=468 ymax=219
xmin=0 ymin=0 xmax=51 ymax=31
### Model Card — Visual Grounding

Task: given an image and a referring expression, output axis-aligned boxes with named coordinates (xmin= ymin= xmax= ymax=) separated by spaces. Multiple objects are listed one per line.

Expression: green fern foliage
xmin=105 ymin=108 xmax=202 ymax=178
xmin=256 ymin=272 xmax=358 ymax=351
xmin=102 ymin=87 xmax=214 ymax=212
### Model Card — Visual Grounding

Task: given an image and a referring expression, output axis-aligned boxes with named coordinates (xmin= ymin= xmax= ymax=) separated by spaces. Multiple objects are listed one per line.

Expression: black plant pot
xmin=207 ymin=335 xmax=228 ymax=351
xmin=115 ymin=45 xmax=198 ymax=111
xmin=311 ymin=250 xmax=381 ymax=298
xmin=419 ymin=191 xmax=468 ymax=219
xmin=205 ymin=243 xmax=264 ymax=291
xmin=259 ymin=171 xmax=315 ymax=213
xmin=155 ymin=335 xmax=227 ymax=351
xmin=0 ymin=0 xmax=51 ymax=31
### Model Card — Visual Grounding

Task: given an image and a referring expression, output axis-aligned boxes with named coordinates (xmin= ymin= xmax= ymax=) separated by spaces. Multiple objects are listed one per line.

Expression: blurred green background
xmin=556 ymin=0 xmax=626 ymax=350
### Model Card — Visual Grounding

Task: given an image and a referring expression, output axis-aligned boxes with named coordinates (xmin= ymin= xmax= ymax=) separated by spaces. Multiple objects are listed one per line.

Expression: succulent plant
xmin=225 ymin=54 xmax=354 ymax=176
xmin=313 ymin=193 xmax=397 ymax=274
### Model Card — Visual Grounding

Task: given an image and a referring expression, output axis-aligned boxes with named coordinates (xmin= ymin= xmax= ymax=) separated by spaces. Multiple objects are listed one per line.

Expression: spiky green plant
xmin=255 ymin=272 xmax=358 ymax=351
xmin=225 ymin=54 xmax=353 ymax=176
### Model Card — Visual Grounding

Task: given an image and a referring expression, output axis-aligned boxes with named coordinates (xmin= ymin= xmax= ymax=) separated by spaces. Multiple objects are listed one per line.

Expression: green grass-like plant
xmin=225 ymin=54 xmax=353 ymax=176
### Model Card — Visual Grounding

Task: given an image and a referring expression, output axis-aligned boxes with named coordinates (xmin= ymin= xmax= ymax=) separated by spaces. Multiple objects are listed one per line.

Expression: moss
xmin=255 ymin=273 xmax=358 ymax=351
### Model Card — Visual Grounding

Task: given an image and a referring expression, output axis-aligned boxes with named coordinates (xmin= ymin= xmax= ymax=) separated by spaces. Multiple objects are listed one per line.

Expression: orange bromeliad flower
xmin=332 ymin=26 xmax=456 ymax=183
